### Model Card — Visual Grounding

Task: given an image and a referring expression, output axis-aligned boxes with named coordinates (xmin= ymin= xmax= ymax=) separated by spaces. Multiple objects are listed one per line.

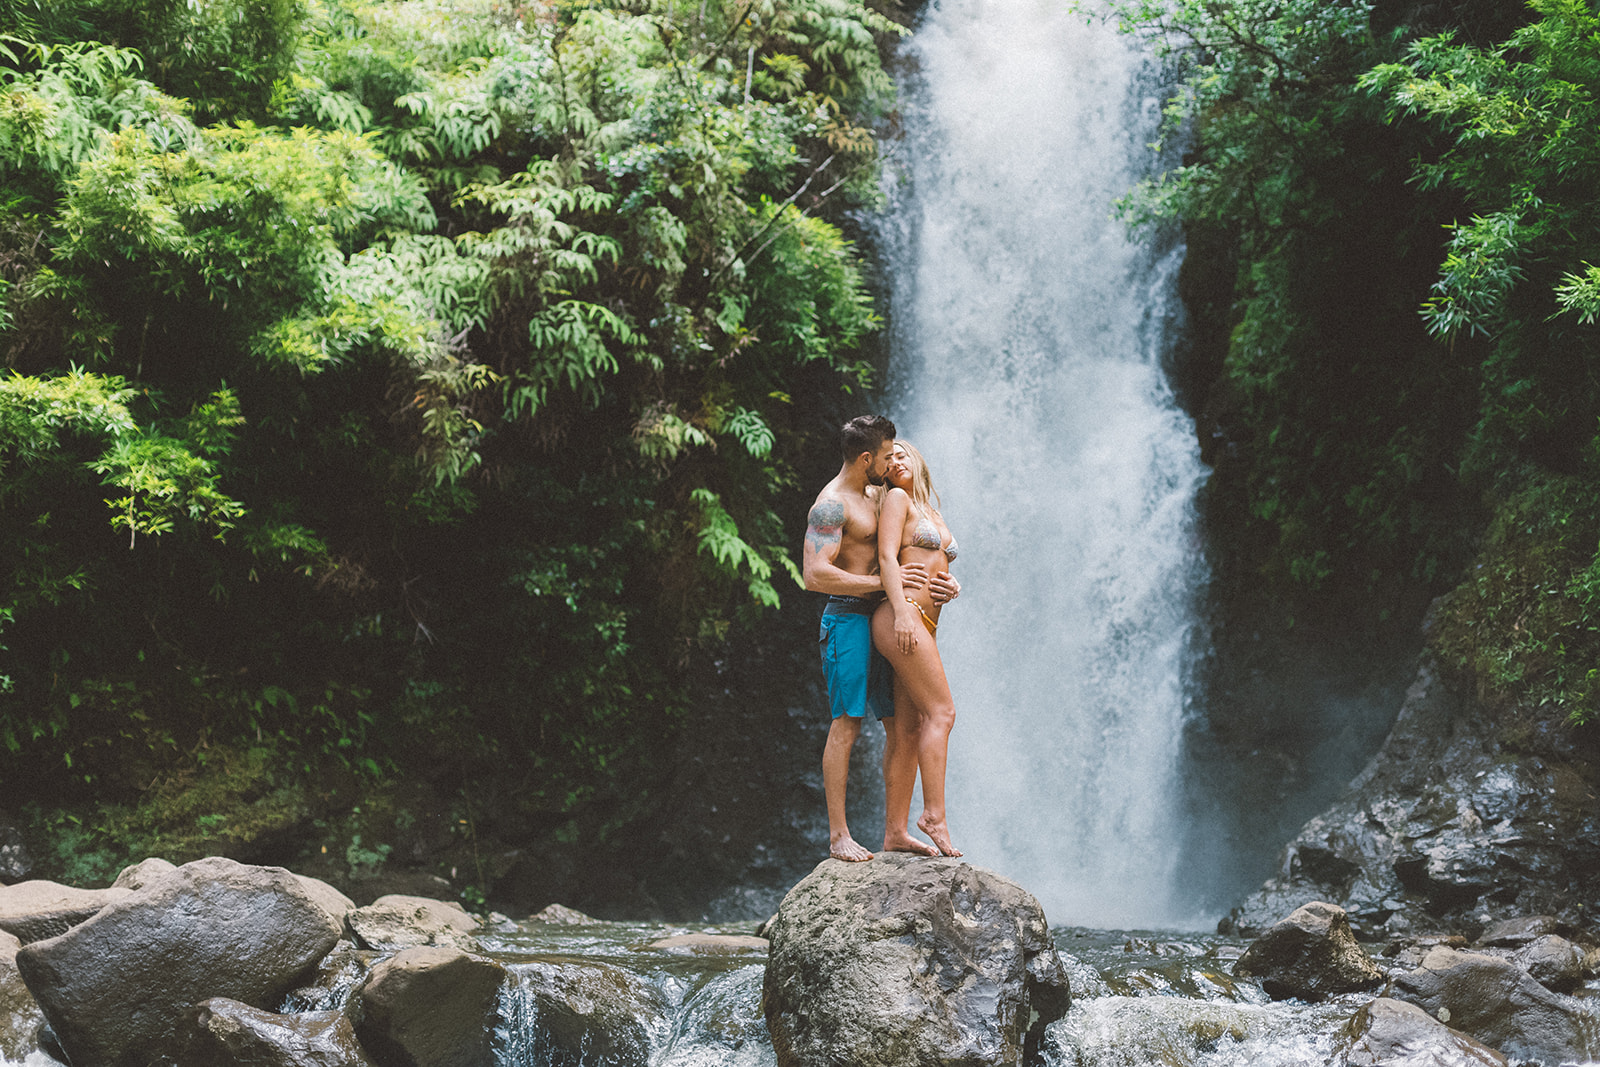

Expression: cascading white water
xmin=881 ymin=0 xmax=1209 ymax=927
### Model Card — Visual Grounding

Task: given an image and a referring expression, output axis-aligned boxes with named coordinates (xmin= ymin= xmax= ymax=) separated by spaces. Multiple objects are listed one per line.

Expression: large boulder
xmin=1466 ymin=932 xmax=1590 ymax=995
xmin=348 ymin=895 xmax=479 ymax=952
xmin=1332 ymin=997 xmax=1507 ymax=1066
xmin=503 ymin=960 xmax=667 ymax=1067
xmin=0 ymin=930 xmax=46 ymax=1062
xmin=1233 ymin=902 xmax=1385 ymax=1000
xmin=295 ymin=876 xmax=357 ymax=935
xmin=15 ymin=856 xmax=342 ymax=1067
xmin=1388 ymin=945 xmax=1598 ymax=1065
xmin=348 ymin=945 xmax=506 ymax=1067
xmin=1221 ymin=654 xmax=1600 ymax=937
xmin=175 ymin=998 xmax=376 ymax=1067
xmin=111 ymin=858 xmax=178 ymax=892
xmin=0 ymin=880 xmax=132 ymax=944
xmin=762 ymin=854 xmax=1071 ymax=1067
xmin=1509 ymin=935 xmax=1586 ymax=993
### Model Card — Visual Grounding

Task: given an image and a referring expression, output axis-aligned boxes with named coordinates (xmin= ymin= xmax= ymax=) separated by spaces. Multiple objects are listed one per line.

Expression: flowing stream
xmin=448 ymin=922 xmax=1355 ymax=1067
xmin=475 ymin=922 xmax=1356 ymax=1067
xmin=877 ymin=0 xmax=1209 ymax=927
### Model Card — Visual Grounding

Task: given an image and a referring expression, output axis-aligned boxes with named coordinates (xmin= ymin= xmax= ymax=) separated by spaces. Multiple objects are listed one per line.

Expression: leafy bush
xmin=0 ymin=0 xmax=902 ymax=849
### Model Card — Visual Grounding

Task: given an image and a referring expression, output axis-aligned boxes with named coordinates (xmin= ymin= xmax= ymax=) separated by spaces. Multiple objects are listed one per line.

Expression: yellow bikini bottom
xmin=906 ymin=597 xmax=937 ymax=636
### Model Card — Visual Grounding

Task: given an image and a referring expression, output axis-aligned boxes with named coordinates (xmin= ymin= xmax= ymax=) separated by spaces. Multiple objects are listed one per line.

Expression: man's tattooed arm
xmin=805 ymin=498 xmax=846 ymax=556
xmin=802 ymin=495 xmax=877 ymax=594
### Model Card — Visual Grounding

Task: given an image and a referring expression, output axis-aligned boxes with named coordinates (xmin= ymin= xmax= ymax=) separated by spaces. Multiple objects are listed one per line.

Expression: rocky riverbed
xmin=3 ymin=852 xmax=1600 ymax=1066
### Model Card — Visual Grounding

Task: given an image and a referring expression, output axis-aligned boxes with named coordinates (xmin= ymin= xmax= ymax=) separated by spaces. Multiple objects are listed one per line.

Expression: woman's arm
xmin=877 ymin=489 xmax=920 ymax=654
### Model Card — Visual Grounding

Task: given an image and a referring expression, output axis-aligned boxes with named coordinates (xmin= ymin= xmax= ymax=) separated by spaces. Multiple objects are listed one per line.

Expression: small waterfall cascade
xmin=880 ymin=0 xmax=1209 ymax=926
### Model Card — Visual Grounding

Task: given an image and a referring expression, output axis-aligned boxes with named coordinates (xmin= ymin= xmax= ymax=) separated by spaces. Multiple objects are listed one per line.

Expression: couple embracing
xmin=801 ymin=414 xmax=962 ymax=863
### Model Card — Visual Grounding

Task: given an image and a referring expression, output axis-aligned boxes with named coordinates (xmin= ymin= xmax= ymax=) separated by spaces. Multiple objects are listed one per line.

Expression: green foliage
xmin=1111 ymin=0 xmax=1381 ymax=236
xmin=1350 ymin=0 xmax=1600 ymax=722
xmin=0 ymin=0 xmax=900 ymax=853
xmin=1 ymin=0 xmax=309 ymax=121
xmin=1363 ymin=0 xmax=1600 ymax=477
xmin=1117 ymin=0 xmax=1600 ymax=725
xmin=1112 ymin=0 xmax=1476 ymax=608
xmin=1431 ymin=474 xmax=1600 ymax=725
xmin=18 ymin=740 xmax=318 ymax=884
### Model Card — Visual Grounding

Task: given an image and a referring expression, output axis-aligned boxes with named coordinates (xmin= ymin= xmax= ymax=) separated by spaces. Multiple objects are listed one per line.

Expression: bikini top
xmin=909 ymin=515 xmax=958 ymax=562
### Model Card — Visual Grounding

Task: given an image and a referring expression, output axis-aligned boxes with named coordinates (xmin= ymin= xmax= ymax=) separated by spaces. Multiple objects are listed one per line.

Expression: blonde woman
xmin=872 ymin=439 xmax=962 ymax=857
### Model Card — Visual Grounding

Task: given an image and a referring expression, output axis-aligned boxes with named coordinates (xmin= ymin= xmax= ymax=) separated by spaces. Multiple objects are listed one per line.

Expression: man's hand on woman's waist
xmin=928 ymin=572 xmax=960 ymax=604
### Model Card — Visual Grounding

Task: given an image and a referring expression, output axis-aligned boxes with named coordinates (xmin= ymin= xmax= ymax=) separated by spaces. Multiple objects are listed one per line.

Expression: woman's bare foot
xmin=916 ymin=813 xmax=962 ymax=857
xmin=882 ymin=830 xmax=939 ymax=857
xmin=830 ymin=831 xmax=874 ymax=862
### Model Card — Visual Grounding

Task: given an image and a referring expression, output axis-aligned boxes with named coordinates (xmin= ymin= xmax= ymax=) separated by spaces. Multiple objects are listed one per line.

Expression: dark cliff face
xmin=1221 ymin=648 xmax=1600 ymax=939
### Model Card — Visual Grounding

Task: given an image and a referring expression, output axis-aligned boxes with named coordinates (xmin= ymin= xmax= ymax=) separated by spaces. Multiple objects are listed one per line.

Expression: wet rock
xmin=762 ymin=853 xmax=1072 ymax=1067
xmin=505 ymin=959 xmax=666 ymax=1067
xmin=111 ymin=857 xmax=178 ymax=891
xmin=646 ymin=933 xmax=767 ymax=956
xmin=1222 ymin=655 xmax=1600 ymax=938
xmin=349 ymin=895 xmax=479 ymax=952
xmin=1387 ymin=945 xmax=1598 ymax=1065
xmin=1233 ymin=902 xmax=1385 ymax=1001
xmin=1510 ymin=935 xmax=1585 ymax=994
xmin=0 ymin=824 xmax=30 ymax=885
xmin=0 ymin=880 xmax=132 ymax=944
xmin=15 ymin=856 xmax=342 ymax=1067
xmin=296 ymin=876 xmax=356 ymax=935
xmin=530 ymin=903 xmax=596 ymax=925
xmin=1332 ymin=997 xmax=1507 ymax=1066
xmin=0 ymin=930 xmax=47 ymax=1063
xmin=1475 ymin=916 xmax=1568 ymax=947
xmin=1384 ymin=935 xmax=1469 ymax=971
xmin=349 ymin=945 xmax=506 ymax=1067
xmin=176 ymin=998 xmax=376 ymax=1067
xmin=346 ymin=871 xmax=456 ymax=905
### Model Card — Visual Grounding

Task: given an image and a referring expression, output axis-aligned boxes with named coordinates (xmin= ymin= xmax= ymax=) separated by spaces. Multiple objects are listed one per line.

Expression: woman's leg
xmin=872 ymin=609 xmax=960 ymax=857
xmin=881 ymin=678 xmax=937 ymax=854
xmin=873 ymin=604 xmax=937 ymax=854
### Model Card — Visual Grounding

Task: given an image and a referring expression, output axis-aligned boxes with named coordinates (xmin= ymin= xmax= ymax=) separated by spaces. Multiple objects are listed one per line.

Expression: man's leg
xmin=823 ymin=714 xmax=871 ymax=861
xmin=882 ymin=680 xmax=937 ymax=854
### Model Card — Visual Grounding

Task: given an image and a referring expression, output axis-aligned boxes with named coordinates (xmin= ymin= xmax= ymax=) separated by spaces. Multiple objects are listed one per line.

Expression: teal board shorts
xmin=819 ymin=596 xmax=893 ymax=720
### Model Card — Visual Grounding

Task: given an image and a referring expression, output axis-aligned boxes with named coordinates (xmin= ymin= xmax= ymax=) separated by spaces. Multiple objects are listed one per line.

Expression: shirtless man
xmin=802 ymin=415 xmax=958 ymax=861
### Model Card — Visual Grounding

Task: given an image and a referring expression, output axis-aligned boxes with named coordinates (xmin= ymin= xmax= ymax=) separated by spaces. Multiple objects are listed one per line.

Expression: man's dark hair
xmin=840 ymin=414 xmax=896 ymax=465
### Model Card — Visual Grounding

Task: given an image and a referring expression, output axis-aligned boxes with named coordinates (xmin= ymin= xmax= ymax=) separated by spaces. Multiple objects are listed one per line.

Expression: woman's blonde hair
xmin=883 ymin=439 xmax=941 ymax=518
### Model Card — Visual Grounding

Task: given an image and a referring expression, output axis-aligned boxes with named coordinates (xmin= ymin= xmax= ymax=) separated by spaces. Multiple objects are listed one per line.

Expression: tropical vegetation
xmin=1113 ymin=0 xmax=1600 ymax=725
xmin=0 ymin=0 xmax=901 ymax=892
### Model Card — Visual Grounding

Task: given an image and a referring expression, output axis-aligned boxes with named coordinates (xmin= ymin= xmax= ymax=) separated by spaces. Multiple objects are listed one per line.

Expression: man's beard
xmin=867 ymin=470 xmax=886 ymax=486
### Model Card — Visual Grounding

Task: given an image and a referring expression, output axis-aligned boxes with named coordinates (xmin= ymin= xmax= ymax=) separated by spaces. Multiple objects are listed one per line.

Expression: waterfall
xmin=881 ymin=0 xmax=1209 ymax=927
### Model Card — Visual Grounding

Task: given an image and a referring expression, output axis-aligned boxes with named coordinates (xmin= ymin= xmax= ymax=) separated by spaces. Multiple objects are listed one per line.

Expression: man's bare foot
xmin=916 ymin=813 xmax=962 ymax=857
xmin=830 ymin=832 xmax=873 ymax=862
xmin=882 ymin=831 xmax=939 ymax=857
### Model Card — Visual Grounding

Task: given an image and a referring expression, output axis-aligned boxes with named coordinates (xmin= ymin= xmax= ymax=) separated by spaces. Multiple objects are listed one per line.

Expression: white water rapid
xmin=882 ymin=0 xmax=1210 ymax=927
